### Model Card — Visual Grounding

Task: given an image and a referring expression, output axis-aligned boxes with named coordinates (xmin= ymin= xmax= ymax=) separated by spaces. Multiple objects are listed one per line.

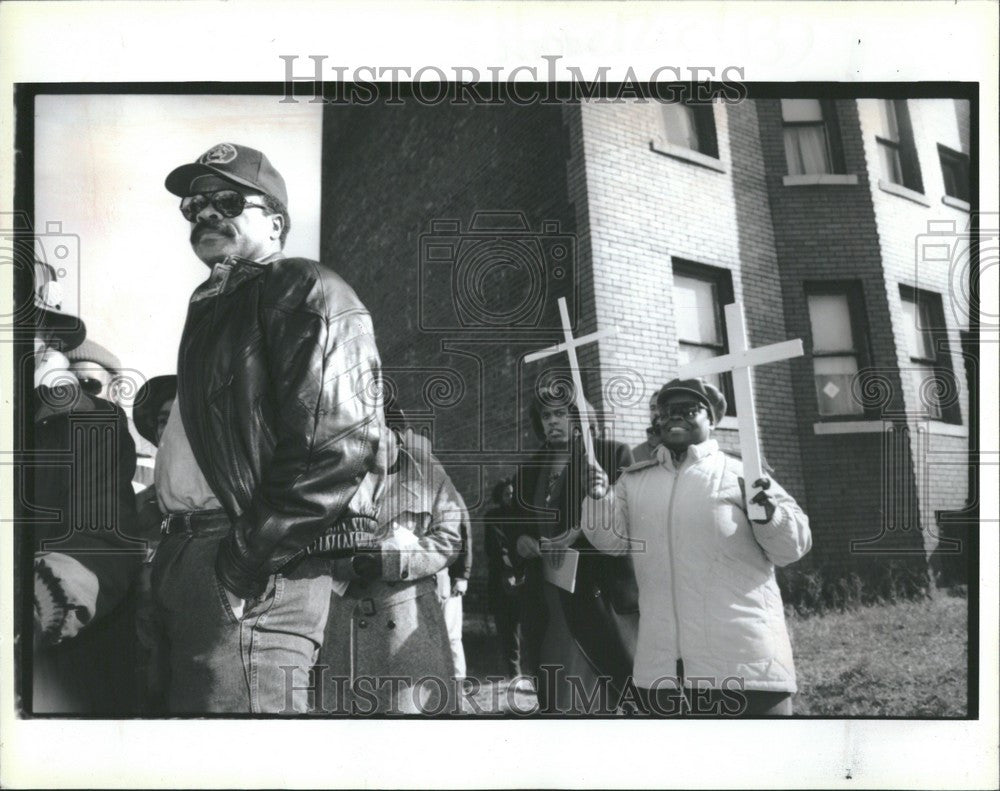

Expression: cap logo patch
xmin=199 ymin=143 xmax=238 ymax=165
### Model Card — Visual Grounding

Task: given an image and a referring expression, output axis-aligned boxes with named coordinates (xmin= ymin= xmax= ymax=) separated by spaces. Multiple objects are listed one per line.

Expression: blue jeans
xmin=151 ymin=518 xmax=332 ymax=714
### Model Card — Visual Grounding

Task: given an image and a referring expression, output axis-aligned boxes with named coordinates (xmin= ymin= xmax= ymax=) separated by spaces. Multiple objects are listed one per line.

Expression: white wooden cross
xmin=677 ymin=301 xmax=803 ymax=520
xmin=524 ymin=297 xmax=617 ymax=466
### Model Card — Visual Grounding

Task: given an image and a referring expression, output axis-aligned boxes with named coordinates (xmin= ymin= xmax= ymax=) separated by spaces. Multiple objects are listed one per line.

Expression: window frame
xmin=660 ymin=101 xmax=720 ymax=159
xmin=804 ymin=281 xmax=877 ymax=421
xmin=898 ymin=285 xmax=962 ymax=425
xmin=937 ymin=143 xmax=971 ymax=202
xmin=780 ymin=99 xmax=847 ymax=176
xmin=874 ymin=99 xmax=924 ymax=194
xmin=671 ymin=259 xmax=736 ymax=417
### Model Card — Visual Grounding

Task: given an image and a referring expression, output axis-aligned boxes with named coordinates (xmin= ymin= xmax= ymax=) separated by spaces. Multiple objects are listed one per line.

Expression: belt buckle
xmin=361 ymin=598 xmax=376 ymax=616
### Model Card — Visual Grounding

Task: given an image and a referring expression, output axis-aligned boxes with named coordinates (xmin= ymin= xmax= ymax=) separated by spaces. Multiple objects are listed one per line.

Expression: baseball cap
xmin=31 ymin=259 xmax=86 ymax=352
xmin=165 ymin=143 xmax=288 ymax=207
xmin=657 ymin=378 xmax=727 ymax=424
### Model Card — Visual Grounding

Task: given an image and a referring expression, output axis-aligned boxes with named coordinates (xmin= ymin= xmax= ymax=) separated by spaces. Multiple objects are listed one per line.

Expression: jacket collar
xmin=655 ymin=438 xmax=719 ymax=470
xmin=190 ymin=251 xmax=285 ymax=303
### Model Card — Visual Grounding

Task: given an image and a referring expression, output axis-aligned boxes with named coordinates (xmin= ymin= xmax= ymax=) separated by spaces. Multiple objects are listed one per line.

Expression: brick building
xmin=320 ymin=90 xmax=973 ymax=610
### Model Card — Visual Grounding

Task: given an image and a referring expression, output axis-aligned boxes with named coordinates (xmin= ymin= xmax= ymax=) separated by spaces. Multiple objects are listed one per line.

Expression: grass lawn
xmin=789 ymin=591 xmax=968 ymax=717
xmin=463 ymin=591 xmax=969 ymax=716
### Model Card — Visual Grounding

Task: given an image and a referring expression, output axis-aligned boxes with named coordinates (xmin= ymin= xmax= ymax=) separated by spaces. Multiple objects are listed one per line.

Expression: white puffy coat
xmin=581 ymin=439 xmax=811 ymax=692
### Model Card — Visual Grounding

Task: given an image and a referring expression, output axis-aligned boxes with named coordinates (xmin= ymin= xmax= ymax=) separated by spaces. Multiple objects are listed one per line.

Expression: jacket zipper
xmin=665 ymin=464 xmax=686 ymax=701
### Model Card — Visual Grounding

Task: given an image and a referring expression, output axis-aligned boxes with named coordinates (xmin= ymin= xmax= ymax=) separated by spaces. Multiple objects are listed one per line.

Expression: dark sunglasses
xmin=179 ymin=190 xmax=269 ymax=222
xmin=77 ymin=377 xmax=104 ymax=397
xmin=658 ymin=403 xmax=707 ymax=421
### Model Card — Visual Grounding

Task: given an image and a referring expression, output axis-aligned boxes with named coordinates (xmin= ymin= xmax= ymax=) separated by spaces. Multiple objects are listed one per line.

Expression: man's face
xmin=540 ymin=406 xmax=571 ymax=447
xmin=657 ymin=394 xmax=713 ymax=452
xmin=70 ymin=361 xmax=113 ymax=401
xmin=185 ymin=182 xmax=282 ymax=266
xmin=155 ymin=397 xmax=175 ymax=445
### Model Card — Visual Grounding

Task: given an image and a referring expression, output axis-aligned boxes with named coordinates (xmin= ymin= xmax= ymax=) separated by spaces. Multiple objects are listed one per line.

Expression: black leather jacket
xmin=177 ymin=254 xmax=386 ymax=599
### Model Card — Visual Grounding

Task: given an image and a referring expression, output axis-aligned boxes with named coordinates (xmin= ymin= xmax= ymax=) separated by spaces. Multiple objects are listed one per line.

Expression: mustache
xmin=190 ymin=221 xmax=236 ymax=244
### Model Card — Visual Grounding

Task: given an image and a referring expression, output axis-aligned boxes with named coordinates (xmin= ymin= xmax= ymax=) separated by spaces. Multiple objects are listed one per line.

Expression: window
xmin=899 ymin=287 xmax=960 ymax=423
xmin=806 ymin=284 xmax=869 ymax=417
xmin=672 ymin=261 xmax=734 ymax=415
xmin=781 ymin=99 xmax=845 ymax=175
xmin=937 ymin=144 xmax=970 ymax=202
xmin=874 ymin=99 xmax=924 ymax=193
xmin=661 ymin=102 xmax=719 ymax=158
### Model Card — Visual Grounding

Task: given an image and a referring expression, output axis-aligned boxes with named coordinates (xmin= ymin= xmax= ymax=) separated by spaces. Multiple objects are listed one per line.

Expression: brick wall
xmin=857 ymin=98 xmax=972 ymax=556
xmin=321 ymin=97 xmax=581 ymax=611
xmin=319 ymin=94 xmax=970 ymax=603
xmin=756 ymin=97 xmax=928 ymax=575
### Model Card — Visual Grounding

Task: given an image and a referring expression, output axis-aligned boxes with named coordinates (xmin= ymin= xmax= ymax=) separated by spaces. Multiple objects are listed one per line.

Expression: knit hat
xmin=657 ymin=378 xmax=727 ymax=424
xmin=65 ymin=338 xmax=121 ymax=374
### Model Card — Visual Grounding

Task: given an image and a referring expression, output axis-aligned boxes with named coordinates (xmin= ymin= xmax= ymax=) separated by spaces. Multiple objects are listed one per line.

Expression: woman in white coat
xmin=580 ymin=378 xmax=811 ymax=716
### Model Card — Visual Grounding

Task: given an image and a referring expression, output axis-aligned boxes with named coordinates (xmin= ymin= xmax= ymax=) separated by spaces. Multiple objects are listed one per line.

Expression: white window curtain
xmin=785 ymin=126 xmax=832 ymax=175
xmin=808 ymin=292 xmax=864 ymax=416
xmin=662 ymin=104 xmax=699 ymax=150
xmin=781 ymin=100 xmax=831 ymax=176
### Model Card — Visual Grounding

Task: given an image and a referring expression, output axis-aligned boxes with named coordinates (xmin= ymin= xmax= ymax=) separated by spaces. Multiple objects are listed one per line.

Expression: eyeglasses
xmin=658 ymin=403 xmax=707 ymax=421
xmin=179 ymin=190 xmax=269 ymax=222
xmin=77 ymin=377 xmax=104 ymax=397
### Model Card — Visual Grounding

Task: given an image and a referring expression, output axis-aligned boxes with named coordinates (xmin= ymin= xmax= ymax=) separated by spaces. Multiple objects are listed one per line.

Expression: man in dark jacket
xmin=152 ymin=143 xmax=386 ymax=713
xmin=27 ymin=261 xmax=144 ymax=714
xmin=512 ymin=376 xmax=639 ymax=713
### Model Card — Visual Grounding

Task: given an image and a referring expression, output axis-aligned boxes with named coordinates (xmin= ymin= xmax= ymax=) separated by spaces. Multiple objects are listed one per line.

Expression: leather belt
xmin=160 ymin=509 xmax=230 ymax=535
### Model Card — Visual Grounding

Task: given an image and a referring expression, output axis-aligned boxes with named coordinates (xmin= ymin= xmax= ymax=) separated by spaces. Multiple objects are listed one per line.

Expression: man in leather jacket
xmin=151 ymin=142 xmax=386 ymax=713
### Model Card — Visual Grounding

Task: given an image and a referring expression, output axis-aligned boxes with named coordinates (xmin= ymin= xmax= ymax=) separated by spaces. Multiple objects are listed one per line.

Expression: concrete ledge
xmin=649 ymin=138 xmax=726 ymax=173
xmin=813 ymin=420 xmax=886 ymax=435
xmin=942 ymin=195 xmax=971 ymax=212
xmin=878 ymin=179 xmax=932 ymax=207
xmin=783 ymin=174 xmax=859 ymax=187
xmin=813 ymin=419 xmax=967 ymax=436
xmin=914 ymin=421 xmax=968 ymax=438
xmin=715 ymin=416 xmax=738 ymax=430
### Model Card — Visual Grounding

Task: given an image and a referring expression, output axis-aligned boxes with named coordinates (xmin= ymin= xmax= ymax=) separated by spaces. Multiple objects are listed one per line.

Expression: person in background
xmin=512 ymin=376 xmax=639 ymax=713
xmin=65 ymin=336 xmax=156 ymax=491
xmin=630 ymin=389 xmax=662 ymax=464
xmin=439 ymin=475 xmax=473 ymax=683
xmin=484 ymin=476 xmax=523 ymax=680
xmin=27 ymin=260 xmax=144 ymax=714
xmin=580 ymin=378 xmax=811 ymax=716
xmin=130 ymin=374 xmax=177 ymax=711
xmin=316 ymin=402 xmax=462 ymax=714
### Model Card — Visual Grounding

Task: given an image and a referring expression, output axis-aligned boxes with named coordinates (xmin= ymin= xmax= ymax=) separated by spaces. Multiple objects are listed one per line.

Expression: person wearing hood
xmin=512 ymin=376 xmax=639 ymax=714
